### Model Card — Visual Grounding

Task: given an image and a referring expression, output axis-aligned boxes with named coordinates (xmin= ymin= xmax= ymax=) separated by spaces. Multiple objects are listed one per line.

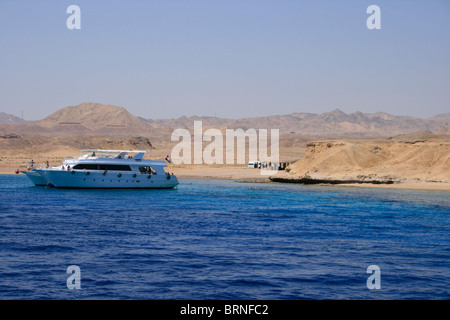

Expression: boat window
xmin=99 ymin=164 xmax=132 ymax=171
xmin=139 ymin=166 xmax=157 ymax=174
xmin=73 ymin=164 xmax=98 ymax=170
xmin=73 ymin=164 xmax=132 ymax=171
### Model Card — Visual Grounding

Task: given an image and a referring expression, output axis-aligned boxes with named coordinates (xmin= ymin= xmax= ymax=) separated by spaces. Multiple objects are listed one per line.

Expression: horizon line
xmin=5 ymin=102 xmax=449 ymax=122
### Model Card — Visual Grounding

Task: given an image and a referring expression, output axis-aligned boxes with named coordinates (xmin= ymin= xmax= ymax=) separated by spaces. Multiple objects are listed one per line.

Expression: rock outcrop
xmin=271 ymin=135 xmax=450 ymax=184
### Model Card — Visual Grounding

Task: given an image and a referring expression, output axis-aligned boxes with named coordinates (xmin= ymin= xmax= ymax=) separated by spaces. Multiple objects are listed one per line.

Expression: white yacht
xmin=21 ymin=149 xmax=178 ymax=189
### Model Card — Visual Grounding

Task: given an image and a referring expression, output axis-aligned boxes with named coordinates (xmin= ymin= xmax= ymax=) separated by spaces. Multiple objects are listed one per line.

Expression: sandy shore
xmin=3 ymin=165 xmax=450 ymax=191
xmin=163 ymin=165 xmax=450 ymax=191
xmin=169 ymin=165 xmax=271 ymax=181
xmin=162 ymin=165 xmax=450 ymax=191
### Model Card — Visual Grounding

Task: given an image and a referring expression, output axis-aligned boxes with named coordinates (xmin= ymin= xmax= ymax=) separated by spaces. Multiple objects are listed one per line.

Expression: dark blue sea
xmin=0 ymin=174 xmax=449 ymax=300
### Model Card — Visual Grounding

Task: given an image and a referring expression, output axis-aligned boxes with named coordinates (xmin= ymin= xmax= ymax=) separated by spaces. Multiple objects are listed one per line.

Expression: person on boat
xmin=165 ymin=155 xmax=171 ymax=163
xmin=67 ymin=165 xmax=71 ymax=171
xmin=46 ymin=161 xmax=49 ymax=169
xmin=92 ymin=152 xmax=96 ymax=157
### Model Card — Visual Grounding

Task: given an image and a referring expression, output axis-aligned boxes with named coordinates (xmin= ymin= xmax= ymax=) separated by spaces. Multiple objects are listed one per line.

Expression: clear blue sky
xmin=0 ymin=0 xmax=449 ymax=120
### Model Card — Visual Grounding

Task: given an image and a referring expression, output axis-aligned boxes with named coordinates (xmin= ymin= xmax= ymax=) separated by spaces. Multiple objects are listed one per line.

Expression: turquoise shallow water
xmin=0 ymin=174 xmax=449 ymax=299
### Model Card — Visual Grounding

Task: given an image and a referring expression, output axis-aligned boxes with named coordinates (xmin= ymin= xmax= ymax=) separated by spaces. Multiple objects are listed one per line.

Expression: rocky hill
xmin=437 ymin=124 xmax=450 ymax=134
xmin=0 ymin=112 xmax=25 ymax=124
xmin=271 ymin=133 xmax=450 ymax=185
xmin=35 ymin=102 xmax=151 ymax=135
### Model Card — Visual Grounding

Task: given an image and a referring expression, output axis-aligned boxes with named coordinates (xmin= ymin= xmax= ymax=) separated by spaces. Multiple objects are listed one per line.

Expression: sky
xmin=0 ymin=0 xmax=449 ymax=120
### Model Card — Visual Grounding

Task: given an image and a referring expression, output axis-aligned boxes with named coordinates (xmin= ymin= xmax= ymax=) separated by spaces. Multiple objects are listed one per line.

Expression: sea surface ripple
xmin=0 ymin=175 xmax=449 ymax=299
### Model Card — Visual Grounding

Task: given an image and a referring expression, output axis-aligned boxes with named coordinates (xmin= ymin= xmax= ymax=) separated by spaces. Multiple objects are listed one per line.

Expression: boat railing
xmin=23 ymin=162 xmax=48 ymax=170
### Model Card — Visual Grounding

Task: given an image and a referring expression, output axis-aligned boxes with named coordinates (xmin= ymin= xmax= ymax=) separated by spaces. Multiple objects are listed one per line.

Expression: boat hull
xmin=36 ymin=170 xmax=179 ymax=189
xmin=20 ymin=170 xmax=52 ymax=187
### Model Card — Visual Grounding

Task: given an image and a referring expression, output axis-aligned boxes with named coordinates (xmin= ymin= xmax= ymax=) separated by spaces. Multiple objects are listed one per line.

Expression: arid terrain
xmin=270 ymin=133 xmax=450 ymax=189
xmin=1 ymin=102 xmax=449 ymax=190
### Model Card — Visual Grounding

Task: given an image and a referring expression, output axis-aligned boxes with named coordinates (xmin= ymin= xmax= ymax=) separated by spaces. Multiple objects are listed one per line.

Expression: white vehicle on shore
xmin=247 ymin=161 xmax=261 ymax=169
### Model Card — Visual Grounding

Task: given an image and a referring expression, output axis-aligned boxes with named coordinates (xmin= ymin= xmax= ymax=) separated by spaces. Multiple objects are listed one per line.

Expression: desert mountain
xmin=147 ymin=108 xmax=450 ymax=137
xmin=437 ymin=124 xmax=450 ymax=134
xmin=0 ymin=112 xmax=25 ymax=124
xmin=36 ymin=102 xmax=150 ymax=134
xmin=1 ymin=102 xmax=449 ymax=138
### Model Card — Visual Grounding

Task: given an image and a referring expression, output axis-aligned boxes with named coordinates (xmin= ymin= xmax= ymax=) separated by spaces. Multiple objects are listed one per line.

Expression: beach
xmin=173 ymin=165 xmax=450 ymax=191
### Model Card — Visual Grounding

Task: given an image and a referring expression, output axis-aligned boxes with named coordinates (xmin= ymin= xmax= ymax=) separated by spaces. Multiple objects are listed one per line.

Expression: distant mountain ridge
xmin=0 ymin=112 xmax=25 ymax=124
xmin=1 ymin=102 xmax=449 ymax=137
xmin=146 ymin=107 xmax=450 ymax=137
